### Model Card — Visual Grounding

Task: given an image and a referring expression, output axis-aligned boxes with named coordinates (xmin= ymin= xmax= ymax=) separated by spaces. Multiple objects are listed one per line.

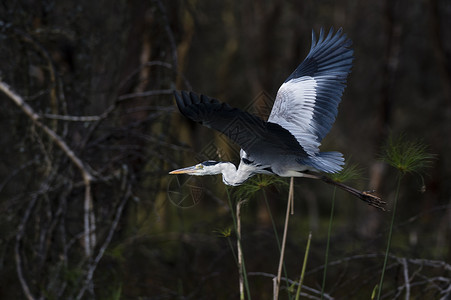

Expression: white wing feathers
xmin=268 ymin=28 xmax=353 ymax=158
xmin=268 ymin=76 xmax=319 ymax=155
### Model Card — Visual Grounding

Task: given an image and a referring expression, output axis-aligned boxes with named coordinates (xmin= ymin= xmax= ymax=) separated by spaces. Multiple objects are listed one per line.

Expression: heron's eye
xmin=195 ymin=164 xmax=203 ymax=169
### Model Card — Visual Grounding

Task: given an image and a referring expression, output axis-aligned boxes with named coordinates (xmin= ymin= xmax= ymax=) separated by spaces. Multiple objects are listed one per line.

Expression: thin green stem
xmin=295 ymin=231 xmax=312 ymax=300
xmin=226 ymin=188 xmax=238 ymax=231
xmin=263 ymin=191 xmax=282 ymax=252
xmin=226 ymin=188 xmax=252 ymax=300
xmin=226 ymin=237 xmax=238 ymax=266
xmin=321 ymin=186 xmax=337 ymax=299
xmin=377 ymin=175 xmax=402 ymax=299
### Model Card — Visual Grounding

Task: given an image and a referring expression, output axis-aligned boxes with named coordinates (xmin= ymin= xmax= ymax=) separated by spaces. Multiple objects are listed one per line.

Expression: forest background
xmin=0 ymin=0 xmax=450 ymax=299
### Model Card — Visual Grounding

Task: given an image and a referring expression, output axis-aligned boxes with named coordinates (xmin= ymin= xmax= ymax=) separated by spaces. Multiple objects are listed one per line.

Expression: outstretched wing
xmin=268 ymin=28 xmax=353 ymax=155
xmin=173 ymin=91 xmax=306 ymax=156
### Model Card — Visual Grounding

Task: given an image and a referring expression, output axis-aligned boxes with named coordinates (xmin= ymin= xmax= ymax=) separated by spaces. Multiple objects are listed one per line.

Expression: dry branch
xmin=15 ymin=194 xmax=39 ymax=300
xmin=117 ymin=88 xmax=173 ymax=101
xmin=41 ymin=114 xmax=102 ymax=122
xmin=249 ymin=272 xmax=333 ymax=300
xmin=76 ymin=177 xmax=131 ymax=300
xmin=274 ymin=177 xmax=294 ymax=300
xmin=236 ymin=200 xmax=245 ymax=300
xmin=0 ymin=80 xmax=96 ymax=257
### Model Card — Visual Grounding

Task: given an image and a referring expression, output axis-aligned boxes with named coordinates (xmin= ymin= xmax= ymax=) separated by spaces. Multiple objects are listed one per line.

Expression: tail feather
xmin=309 ymin=151 xmax=345 ymax=173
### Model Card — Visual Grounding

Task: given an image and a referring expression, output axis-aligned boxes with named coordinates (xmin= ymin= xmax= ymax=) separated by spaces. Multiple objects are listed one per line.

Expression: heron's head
xmin=169 ymin=160 xmax=228 ymax=176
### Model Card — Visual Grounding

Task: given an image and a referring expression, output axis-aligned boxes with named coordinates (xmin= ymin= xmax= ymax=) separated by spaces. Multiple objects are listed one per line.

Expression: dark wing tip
xmin=189 ymin=91 xmax=201 ymax=104
xmin=286 ymin=27 xmax=353 ymax=82
xmin=173 ymin=90 xmax=184 ymax=111
xmin=181 ymin=90 xmax=192 ymax=107
xmin=172 ymin=90 xmax=272 ymax=152
xmin=173 ymin=90 xmax=225 ymax=122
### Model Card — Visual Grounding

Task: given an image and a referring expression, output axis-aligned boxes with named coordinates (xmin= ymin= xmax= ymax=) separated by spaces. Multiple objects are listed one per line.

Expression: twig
xmin=15 ymin=194 xmax=39 ymax=300
xmin=237 ymin=200 xmax=245 ymax=300
xmin=386 ymin=276 xmax=451 ymax=299
xmin=307 ymin=253 xmax=380 ymax=275
xmin=250 ymin=272 xmax=333 ymax=300
xmin=9 ymin=26 xmax=66 ymax=131
xmin=262 ymin=191 xmax=291 ymax=294
xmin=408 ymin=258 xmax=451 ymax=271
xmin=118 ymin=61 xmax=173 ymax=90
xmin=0 ymin=159 xmax=36 ymax=193
xmin=226 ymin=188 xmax=251 ymax=300
xmin=78 ymin=88 xmax=174 ymax=150
xmin=117 ymin=88 xmax=173 ymax=101
xmin=0 ymin=80 xmax=96 ymax=258
xmin=76 ymin=177 xmax=131 ymax=300
xmin=290 ymin=176 xmax=294 ymax=215
xmin=440 ymin=284 xmax=451 ymax=300
xmin=274 ymin=177 xmax=294 ymax=300
xmin=41 ymin=114 xmax=102 ymax=122
xmin=401 ymin=258 xmax=410 ymax=300
xmin=154 ymin=0 xmax=178 ymax=75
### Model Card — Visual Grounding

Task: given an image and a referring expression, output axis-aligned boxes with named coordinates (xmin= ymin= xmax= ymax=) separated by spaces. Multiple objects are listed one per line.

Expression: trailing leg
xmin=320 ymin=176 xmax=386 ymax=210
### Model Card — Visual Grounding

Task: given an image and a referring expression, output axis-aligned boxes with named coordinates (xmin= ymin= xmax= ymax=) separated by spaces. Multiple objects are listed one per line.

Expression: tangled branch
xmin=0 ymin=80 xmax=96 ymax=257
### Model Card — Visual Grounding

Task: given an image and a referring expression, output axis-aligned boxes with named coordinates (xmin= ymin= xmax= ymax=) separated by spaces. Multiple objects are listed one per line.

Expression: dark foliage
xmin=0 ymin=0 xmax=450 ymax=299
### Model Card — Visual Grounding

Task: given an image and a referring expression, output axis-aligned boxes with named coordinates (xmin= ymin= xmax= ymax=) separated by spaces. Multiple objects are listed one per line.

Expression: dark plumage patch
xmin=202 ymin=160 xmax=220 ymax=166
xmin=173 ymin=91 xmax=309 ymax=157
xmin=263 ymin=166 xmax=274 ymax=173
xmin=241 ymin=158 xmax=253 ymax=165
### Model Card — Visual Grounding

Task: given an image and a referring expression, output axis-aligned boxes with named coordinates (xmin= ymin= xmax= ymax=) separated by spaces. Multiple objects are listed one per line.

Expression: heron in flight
xmin=170 ymin=28 xmax=384 ymax=209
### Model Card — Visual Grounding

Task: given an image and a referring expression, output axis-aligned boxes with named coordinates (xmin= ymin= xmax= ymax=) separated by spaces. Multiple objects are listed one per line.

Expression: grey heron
xmin=170 ymin=28 xmax=384 ymax=209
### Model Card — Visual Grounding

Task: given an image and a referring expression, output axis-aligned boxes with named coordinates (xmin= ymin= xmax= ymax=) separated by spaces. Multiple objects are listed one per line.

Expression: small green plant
xmin=382 ymin=134 xmax=434 ymax=175
xmin=371 ymin=284 xmax=378 ymax=300
xmin=377 ymin=134 xmax=434 ymax=299
xmin=233 ymin=174 xmax=286 ymax=200
xmin=214 ymin=227 xmax=232 ymax=238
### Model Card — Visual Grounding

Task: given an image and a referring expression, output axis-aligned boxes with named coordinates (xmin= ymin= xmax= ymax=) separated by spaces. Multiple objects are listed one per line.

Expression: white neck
xmin=214 ymin=162 xmax=253 ymax=186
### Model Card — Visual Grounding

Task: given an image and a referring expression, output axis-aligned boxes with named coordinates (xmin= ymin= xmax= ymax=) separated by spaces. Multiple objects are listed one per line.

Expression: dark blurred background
xmin=0 ymin=0 xmax=450 ymax=299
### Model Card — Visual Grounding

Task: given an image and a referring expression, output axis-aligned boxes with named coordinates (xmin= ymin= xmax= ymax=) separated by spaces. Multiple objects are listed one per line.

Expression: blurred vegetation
xmin=0 ymin=0 xmax=450 ymax=299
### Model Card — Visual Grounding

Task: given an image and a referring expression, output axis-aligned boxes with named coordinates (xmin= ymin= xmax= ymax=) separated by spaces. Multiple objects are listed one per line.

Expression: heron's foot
xmin=360 ymin=190 xmax=386 ymax=211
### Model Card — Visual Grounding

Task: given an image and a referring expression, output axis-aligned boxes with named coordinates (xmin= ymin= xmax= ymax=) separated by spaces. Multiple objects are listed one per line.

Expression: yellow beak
xmin=169 ymin=165 xmax=199 ymax=174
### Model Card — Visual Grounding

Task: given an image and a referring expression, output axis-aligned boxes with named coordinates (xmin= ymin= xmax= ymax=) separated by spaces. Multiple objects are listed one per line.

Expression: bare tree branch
xmin=154 ymin=0 xmax=178 ymax=76
xmin=248 ymin=271 xmax=333 ymax=300
xmin=117 ymin=88 xmax=173 ymax=101
xmin=15 ymin=194 xmax=39 ymax=300
xmin=402 ymin=258 xmax=410 ymax=300
xmin=0 ymin=159 xmax=36 ymax=193
xmin=41 ymin=114 xmax=102 ymax=122
xmin=118 ymin=61 xmax=173 ymax=90
xmin=393 ymin=257 xmax=410 ymax=300
xmin=76 ymin=171 xmax=131 ymax=300
xmin=0 ymin=80 xmax=96 ymax=258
